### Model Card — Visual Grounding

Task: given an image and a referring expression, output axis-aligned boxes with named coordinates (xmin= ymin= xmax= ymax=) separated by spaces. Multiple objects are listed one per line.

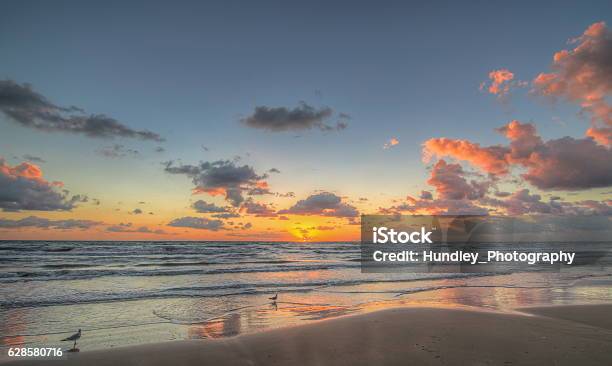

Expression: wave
xmin=0 ymin=272 xmax=491 ymax=309
xmin=0 ymin=263 xmax=363 ymax=282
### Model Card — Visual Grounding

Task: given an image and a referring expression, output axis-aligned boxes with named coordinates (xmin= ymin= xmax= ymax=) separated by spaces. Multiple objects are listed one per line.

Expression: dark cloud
xmin=241 ymin=200 xmax=277 ymax=217
xmin=211 ymin=212 xmax=240 ymax=219
xmin=279 ymin=192 xmax=359 ymax=218
xmin=22 ymin=154 xmax=45 ymax=163
xmin=0 ymin=79 xmax=164 ymax=141
xmin=168 ymin=216 xmax=224 ymax=231
xmin=480 ymin=189 xmax=560 ymax=215
xmin=577 ymin=200 xmax=612 ymax=215
xmin=0 ymin=215 xmax=102 ymax=229
xmin=381 ymin=197 xmax=488 ymax=216
xmin=419 ymin=190 xmax=433 ymax=200
xmin=106 ymin=222 xmax=167 ymax=234
xmin=164 ymin=160 xmax=269 ymax=207
xmin=0 ymin=158 xmax=83 ymax=211
xmin=192 ymin=200 xmax=228 ymax=213
xmin=427 ymin=160 xmax=489 ymax=200
xmin=241 ymin=102 xmax=349 ymax=132
xmin=480 ymin=189 xmax=612 ymax=216
xmin=520 ymin=136 xmax=612 ymax=190
xmin=97 ymin=144 xmax=140 ymax=158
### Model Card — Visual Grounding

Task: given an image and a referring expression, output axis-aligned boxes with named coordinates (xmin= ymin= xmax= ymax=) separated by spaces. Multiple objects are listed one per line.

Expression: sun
xmin=288 ymin=222 xmax=320 ymax=242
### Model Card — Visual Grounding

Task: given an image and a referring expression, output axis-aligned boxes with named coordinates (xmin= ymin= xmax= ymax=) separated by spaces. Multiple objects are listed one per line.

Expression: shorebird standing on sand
xmin=61 ymin=329 xmax=81 ymax=351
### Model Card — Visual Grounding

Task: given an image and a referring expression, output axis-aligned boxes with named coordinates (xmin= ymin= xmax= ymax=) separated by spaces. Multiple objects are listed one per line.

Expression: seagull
xmin=61 ymin=329 xmax=81 ymax=350
xmin=269 ymin=293 xmax=278 ymax=301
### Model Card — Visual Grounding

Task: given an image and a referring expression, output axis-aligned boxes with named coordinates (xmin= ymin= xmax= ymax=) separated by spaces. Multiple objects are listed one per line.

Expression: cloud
xmin=424 ymin=120 xmax=612 ymax=190
xmin=240 ymin=200 xmax=277 ymax=217
xmin=97 ymin=144 xmax=140 ymax=158
xmin=419 ymin=190 xmax=433 ymax=200
xmin=0 ymin=158 xmax=84 ymax=211
xmin=427 ymin=160 xmax=489 ymax=200
xmin=22 ymin=154 xmax=45 ymax=163
xmin=268 ymin=168 xmax=281 ymax=173
xmin=0 ymin=80 xmax=164 ymax=142
xmin=131 ymin=208 xmax=143 ymax=215
xmin=279 ymin=192 xmax=359 ymax=218
xmin=168 ymin=216 xmax=224 ymax=231
xmin=381 ymin=197 xmax=488 ymax=216
xmin=519 ymin=136 xmax=612 ymax=190
xmin=481 ymin=189 xmax=612 ymax=216
xmin=192 ymin=200 xmax=228 ymax=213
xmin=532 ymin=22 xmax=612 ymax=145
xmin=0 ymin=215 xmax=102 ymax=229
xmin=211 ymin=212 xmax=241 ymax=219
xmin=106 ymin=222 xmax=167 ymax=234
xmin=241 ymin=102 xmax=348 ymax=132
xmin=379 ymin=161 xmax=490 ymax=216
xmin=246 ymin=181 xmax=273 ymax=196
xmin=423 ymin=138 xmax=509 ymax=175
xmin=164 ymin=160 xmax=269 ymax=207
xmin=480 ymin=189 xmax=561 ymax=215
xmin=480 ymin=69 xmax=527 ymax=98
xmin=576 ymin=200 xmax=612 ymax=215
xmin=383 ymin=137 xmax=400 ymax=149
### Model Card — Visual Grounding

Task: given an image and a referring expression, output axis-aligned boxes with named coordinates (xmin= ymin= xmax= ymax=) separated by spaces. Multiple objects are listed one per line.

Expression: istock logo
xmin=372 ymin=226 xmax=434 ymax=244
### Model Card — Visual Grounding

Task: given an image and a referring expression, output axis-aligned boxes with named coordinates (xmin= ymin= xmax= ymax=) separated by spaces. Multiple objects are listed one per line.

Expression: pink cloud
xmin=423 ymin=138 xmax=509 ymax=175
xmin=423 ymin=120 xmax=612 ymax=190
xmin=532 ymin=21 xmax=612 ymax=145
xmin=383 ymin=137 xmax=400 ymax=149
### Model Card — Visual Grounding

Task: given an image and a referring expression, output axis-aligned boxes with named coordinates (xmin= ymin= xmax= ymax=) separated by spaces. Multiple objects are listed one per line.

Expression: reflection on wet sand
xmin=1 ymin=309 xmax=26 ymax=347
xmin=183 ymin=273 xmax=612 ymax=342
xmin=189 ymin=313 xmax=241 ymax=339
xmin=3 ymin=272 xmax=612 ymax=355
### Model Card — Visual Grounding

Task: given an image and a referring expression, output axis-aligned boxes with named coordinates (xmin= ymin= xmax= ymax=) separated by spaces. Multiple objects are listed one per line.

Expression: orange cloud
xmin=0 ymin=161 xmax=44 ymax=182
xmin=193 ymin=187 xmax=226 ymax=196
xmin=586 ymin=126 xmax=612 ymax=146
xmin=423 ymin=120 xmax=612 ymax=191
xmin=484 ymin=69 xmax=514 ymax=96
xmin=383 ymin=137 xmax=399 ymax=149
xmin=423 ymin=138 xmax=509 ymax=175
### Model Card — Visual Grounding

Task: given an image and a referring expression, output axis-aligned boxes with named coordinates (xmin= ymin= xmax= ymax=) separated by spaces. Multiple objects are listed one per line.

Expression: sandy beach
xmin=5 ymin=304 xmax=612 ymax=366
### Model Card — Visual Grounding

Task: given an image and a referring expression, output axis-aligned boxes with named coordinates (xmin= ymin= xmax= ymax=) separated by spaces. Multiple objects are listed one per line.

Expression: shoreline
xmin=4 ymin=304 xmax=612 ymax=366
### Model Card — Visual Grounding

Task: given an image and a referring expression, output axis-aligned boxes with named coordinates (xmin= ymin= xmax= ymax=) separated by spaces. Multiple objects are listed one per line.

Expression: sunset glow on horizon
xmin=0 ymin=2 xmax=610 ymax=242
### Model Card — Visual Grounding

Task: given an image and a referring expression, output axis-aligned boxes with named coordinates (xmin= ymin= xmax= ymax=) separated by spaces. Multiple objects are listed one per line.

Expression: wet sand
xmin=5 ymin=305 xmax=612 ymax=366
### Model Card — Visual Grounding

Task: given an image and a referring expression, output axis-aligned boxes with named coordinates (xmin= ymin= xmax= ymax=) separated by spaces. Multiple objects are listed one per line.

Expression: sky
xmin=0 ymin=0 xmax=610 ymax=241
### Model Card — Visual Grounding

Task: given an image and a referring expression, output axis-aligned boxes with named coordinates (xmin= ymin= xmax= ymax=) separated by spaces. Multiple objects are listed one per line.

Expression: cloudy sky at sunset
xmin=1 ymin=1 xmax=610 ymax=241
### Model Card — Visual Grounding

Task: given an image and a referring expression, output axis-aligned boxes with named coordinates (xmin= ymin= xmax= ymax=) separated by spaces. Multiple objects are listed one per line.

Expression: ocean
xmin=1 ymin=241 xmax=612 ymax=355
